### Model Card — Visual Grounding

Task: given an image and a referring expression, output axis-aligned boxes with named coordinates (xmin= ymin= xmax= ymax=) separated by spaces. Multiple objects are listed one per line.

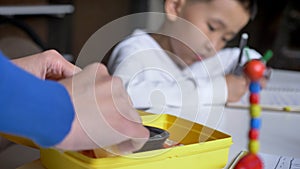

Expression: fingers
xmin=11 ymin=49 xmax=81 ymax=80
xmin=96 ymin=125 xmax=149 ymax=155
xmin=92 ymin=63 xmax=149 ymax=151
xmin=43 ymin=50 xmax=82 ymax=80
xmin=114 ymin=136 xmax=148 ymax=154
xmin=98 ymin=127 xmax=149 ymax=156
xmin=96 ymin=63 xmax=110 ymax=76
xmin=110 ymin=77 xmax=143 ymax=123
xmin=91 ymin=65 xmax=143 ymax=124
xmin=58 ymin=62 xmax=149 ymax=151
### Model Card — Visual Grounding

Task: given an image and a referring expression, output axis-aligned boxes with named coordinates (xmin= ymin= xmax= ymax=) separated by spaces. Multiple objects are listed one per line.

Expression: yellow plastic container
xmin=0 ymin=133 xmax=39 ymax=149
xmin=40 ymin=114 xmax=232 ymax=169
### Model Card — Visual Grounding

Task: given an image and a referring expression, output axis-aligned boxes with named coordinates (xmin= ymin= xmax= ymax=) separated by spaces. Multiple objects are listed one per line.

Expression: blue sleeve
xmin=0 ymin=52 xmax=75 ymax=147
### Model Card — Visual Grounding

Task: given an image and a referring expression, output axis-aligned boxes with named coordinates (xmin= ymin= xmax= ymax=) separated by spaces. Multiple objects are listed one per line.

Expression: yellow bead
xmin=250 ymin=104 xmax=261 ymax=118
xmin=249 ymin=140 xmax=260 ymax=154
xmin=283 ymin=106 xmax=291 ymax=112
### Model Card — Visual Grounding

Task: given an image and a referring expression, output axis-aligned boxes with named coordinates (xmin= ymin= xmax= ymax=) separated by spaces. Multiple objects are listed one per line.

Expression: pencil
xmin=232 ymin=33 xmax=249 ymax=75
xmin=226 ymin=103 xmax=300 ymax=113
xmin=237 ymin=33 xmax=249 ymax=66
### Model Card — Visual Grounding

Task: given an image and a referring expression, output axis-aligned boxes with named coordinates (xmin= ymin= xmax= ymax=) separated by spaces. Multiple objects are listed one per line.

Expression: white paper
xmin=260 ymin=153 xmax=300 ymax=169
xmin=228 ymin=151 xmax=300 ymax=169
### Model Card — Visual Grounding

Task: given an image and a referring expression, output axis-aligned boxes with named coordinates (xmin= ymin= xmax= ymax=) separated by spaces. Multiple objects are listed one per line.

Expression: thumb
xmin=116 ymin=136 xmax=149 ymax=154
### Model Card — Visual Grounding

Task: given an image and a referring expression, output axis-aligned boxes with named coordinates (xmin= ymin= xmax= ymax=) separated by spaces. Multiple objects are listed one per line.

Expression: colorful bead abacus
xmin=234 ymin=50 xmax=273 ymax=169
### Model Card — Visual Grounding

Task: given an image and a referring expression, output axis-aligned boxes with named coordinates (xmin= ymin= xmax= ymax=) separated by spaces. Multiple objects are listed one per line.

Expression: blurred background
xmin=0 ymin=0 xmax=299 ymax=70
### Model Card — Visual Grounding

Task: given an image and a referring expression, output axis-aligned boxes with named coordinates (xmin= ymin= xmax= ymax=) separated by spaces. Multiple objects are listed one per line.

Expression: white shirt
xmin=107 ymin=29 xmax=261 ymax=124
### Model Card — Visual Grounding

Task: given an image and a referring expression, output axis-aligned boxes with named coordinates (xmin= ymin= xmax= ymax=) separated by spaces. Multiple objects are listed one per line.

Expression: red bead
xmin=234 ymin=154 xmax=263 ymax=169
xmin=244 ymin=59 xmax=266 ymax=81
xmin=250 ymin=93 xmax=259 ymax=104
xmin=249 ymin=129 xmax=259 ymax=140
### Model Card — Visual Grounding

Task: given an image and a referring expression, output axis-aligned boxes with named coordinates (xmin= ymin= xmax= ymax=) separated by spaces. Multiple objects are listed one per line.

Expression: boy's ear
xmin=164 ymin=0 xmax=186 ymax=21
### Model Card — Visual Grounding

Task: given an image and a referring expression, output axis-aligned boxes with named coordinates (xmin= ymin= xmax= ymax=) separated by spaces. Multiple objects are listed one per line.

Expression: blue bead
xmin=249 ymin=82 xmax=261 ymax=93
xmin=251 ymin=118 xmax=261 ymax=129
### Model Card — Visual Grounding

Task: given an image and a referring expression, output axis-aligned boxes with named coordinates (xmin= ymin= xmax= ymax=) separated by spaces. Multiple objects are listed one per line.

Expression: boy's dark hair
xmin=237 ymin=0 xmax=257 ymax=20
xmin=166 ymin=0 xmax=258 ymax=20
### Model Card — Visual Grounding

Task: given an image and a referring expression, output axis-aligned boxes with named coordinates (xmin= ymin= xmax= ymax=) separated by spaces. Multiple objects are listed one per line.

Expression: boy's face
xmin=166 ymin=0 xmax=250 ymax=66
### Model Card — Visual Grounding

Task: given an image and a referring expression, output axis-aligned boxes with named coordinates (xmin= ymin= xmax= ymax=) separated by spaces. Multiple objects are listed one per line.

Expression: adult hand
xmin=56 ymin=63 xmax=149 ymax=153
xmin=12 ymin=49 xmax=81 ymax=80
xmin=226 ymin=74 xmax=249 ymax=103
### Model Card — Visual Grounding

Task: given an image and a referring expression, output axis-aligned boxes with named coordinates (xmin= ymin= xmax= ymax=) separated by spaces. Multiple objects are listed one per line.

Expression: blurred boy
xmin=107 ymin=0 xmax=264 ymax=118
